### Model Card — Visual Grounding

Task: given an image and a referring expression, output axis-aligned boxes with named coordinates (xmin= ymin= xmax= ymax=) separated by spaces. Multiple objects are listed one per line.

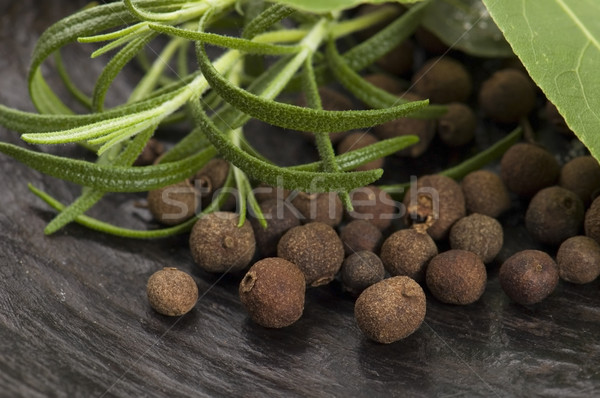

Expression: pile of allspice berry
xmin=144 ymin=20 xmax=600 ymax=344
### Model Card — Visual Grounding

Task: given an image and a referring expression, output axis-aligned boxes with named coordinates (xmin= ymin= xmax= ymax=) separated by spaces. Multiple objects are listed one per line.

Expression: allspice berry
xmin=545 ymin=100 xmax=572 ymax=135
xmin=147 ymin=180 xmax=197 ymax=226
xmin=437 ymin=102 xmax=476 ymax=147
xmin=194 ymin=158 xmax=230 ymax=204
xmin=277 ymin=222 xmax=344 ymax=287
xmin=336 ymin=132 xmax=384 ymax=171
xmin=500 ymin=143 xmax=560 ymax=197
xmin=461 ymin=170 xmax=510 ymax=218
xmin=426 ymin=250 xmax=487 ymax=305
xmin=147 ymin=268 xmax=198 ymax=316
xmin=499 ymin=250 xmax=559 ymax=305
xmin=584 ymin=196 xmax=600 ymax=245
xmin=411 ymin=57 xmax=472 ymax=104
xmin=250 ymin=199 xmax=301 ymax=257
xmin=341 ymin=251 xmax=385 ymax=296
xmin=525 ymin=186 xmax=584 ymax=246
xmin=403 ymin=174 xmax=466 ymax=240
xmin=189 ymin=212 xmax=256 ymax=273
xmin=479 ymin=69 xmax=536 ymax=123
xmin=559 ymin=156 xmax=600 ymax=207
xmin=355 ymin=276 xmax=426 ymax=344
xmin=362 ymin=73 xmax=406 ymax=95
xmin=347 ymin=185 xmax=397 ymax=230
xmin=239 ymin=258 xmax=305 ymax=328
xmin=134 ymin=138 xmax=164 ymax=166
xmin=291 ymin=191 xmax=343 ymax=227
xmin=372 ymin=92 xmax=436 ymax=158
xmin=556 ymin=236 xmax=600 ymax=284
xmin=339 ymin=220 xmax=383 ymax=256
xmin=449 ymin=214 xmax=503 ymax=263
xmin=375 ymin=40 xmax=414 ymax=76
xmin=380 ymin=228 xmax=438 ymax=283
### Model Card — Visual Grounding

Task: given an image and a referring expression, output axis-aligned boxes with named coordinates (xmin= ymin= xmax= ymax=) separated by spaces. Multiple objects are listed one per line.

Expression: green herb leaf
xmin=422 ymin=0 xmax=512 ymax=58
xmin=482 ymin=0 xmax=600 ymax=162
xmin=269 ymin=0 xmax=421 ymax=13
xmin=189 ymin=99 xmax=383 ymax=193
xmin=149 ymin=23 xmax=301 ymax=54
xmin=242 ymin=3 xmax=296 ymax=39
xmin=196 ymin=40 xmax=429 ymax=133
xmin=0 ymin=142 xmax=216 ymax=192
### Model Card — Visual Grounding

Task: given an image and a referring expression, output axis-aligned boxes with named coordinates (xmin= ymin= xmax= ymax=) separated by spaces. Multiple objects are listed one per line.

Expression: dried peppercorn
xmin=341 ymin=251 xmax=385 ymax=296
xmin=556 ymin=236 xmax=600 ymax=284
xmin=380 ymin=228 xmax=438 ymax=283
xmin=449 ymin=214 xmax=503 ymax=263
xmin=525 ymin=186 xmax=584 ymax=246
xmin=291 ymin=191 xmax=343 ymax=227
xmin=585 ymin=196 xmax=600 ymax=245
xmin=339 ymin=220 xmax=383 ymax=257
xmin=355 ymin=276 xmax=426 ymax=344
xmin=147 ymin=267 xmax=198 ymax=316
xmin=277 ymin=222 xmax=344 ymax=287
xmin=250 ymin=199 xmax=301 ymax=257
xmin=559 ymin=156 xmax=600 ymax=207
xmin=189 ymin=212 xmax=256 ymax=273
xmin=147 ymin=180 xmax=197 ymax=226
xmin=499 ymin=250 xmax=559 ymax=305
xmin=403 ymin=174 xmax=466 ymax=241
xmin=500 ymin=143 xmax=560 ymax=197
xmin=412 ymin=57 xmax=472 ymax=104
xmin=347 ymin=185 xmax=397 ymax=231
xmin=461 ymin=170 xmax=510 ymax=218
xmin=239 ymin=258 xmax=305 ymax=328
xmin=479 ymin=69 xmax=536 ymax=123
xmin=437 ymin=102 xmax=476 ymax=147
xmin=426 ymin=250 xmax=487 ymax=305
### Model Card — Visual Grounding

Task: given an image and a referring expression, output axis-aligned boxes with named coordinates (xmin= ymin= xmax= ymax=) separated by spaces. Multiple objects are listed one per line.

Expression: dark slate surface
xmin=1 ymin=1 xmax=599 ymax=397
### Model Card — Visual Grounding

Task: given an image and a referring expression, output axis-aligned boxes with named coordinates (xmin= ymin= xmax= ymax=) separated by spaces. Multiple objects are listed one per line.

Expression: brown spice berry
xmin=362 ymin=73 xmax=406 ymax=95
xmin=414 ymin=27 xmax=449 ymax=55
xmin=189 ymin=212 xmax=256 ymax=273
xmin=437 ymin=102 xmax=476 ymax=147
xmin=461 ymin=170 xmax=510 ymax=218
xmin=499 ymin=250 xmax=559 ymax=305
xmin=250 ymin=199 xmax=301 ymax=257
xmin=559 ymin=156 xmax=600 ymax=207
xmin=449 ymin=214 xmax=503 ymax=263
xmin=147 ymin=267 xmax=198 ymax=316
xmin=194 ymin=158 xmax=230 ymax=203
xmin=339 ymin=220 xmax=383 ymax=257
xmin=147 ymin=180 xmax=197 ymax=226
xmin=134 ymin=138 xmax=165 ymax=166
xmin=426 ymin=250 xmax=487 ymax=305
xmin=277 ymin=222 xmax=344 ymax=286
xmin=341 ymin=251 xmax=385 ymax=296
xmin=380 ymin=228 xmax=438 ymax=283
xmin=375 ymin=40 xmax=414 ymax=76
xmin=411 ymin=57 xmax=472 ymax=104
xmin=291 ymin=191 xmax=343 ymax=227
xmin=525 ymin=186 xmax=584 ymax=246
xmin=355 ymin=276 xmax=426 ymax=344
xmin=403 ymin=174 xmax=466 ymax=240
xmin=500 ymin=143 xmax=560 ymax=197
xmin=347 ymin=185 xmax=397 ymax=231
xmin=585 ymin=196 xmax=600 ymax=245
xmin=556 ymin=236 xmax=600 ymax=284
xmin=336 ymin=132 xmax=384 ymax=171
xmin=479 ymin=69 xmax=536 ymax=123
xmin=545 ymin=100 xmax=573 ymax=135
xmin=239 ymin=258 xmax=305 ymax=328
xmin=372 ymin=92 xmax=436 ymax=158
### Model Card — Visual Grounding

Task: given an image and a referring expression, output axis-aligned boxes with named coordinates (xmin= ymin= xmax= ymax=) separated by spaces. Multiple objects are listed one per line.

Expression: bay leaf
xmin=483 ymin=0 xmax=600 ymax=161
